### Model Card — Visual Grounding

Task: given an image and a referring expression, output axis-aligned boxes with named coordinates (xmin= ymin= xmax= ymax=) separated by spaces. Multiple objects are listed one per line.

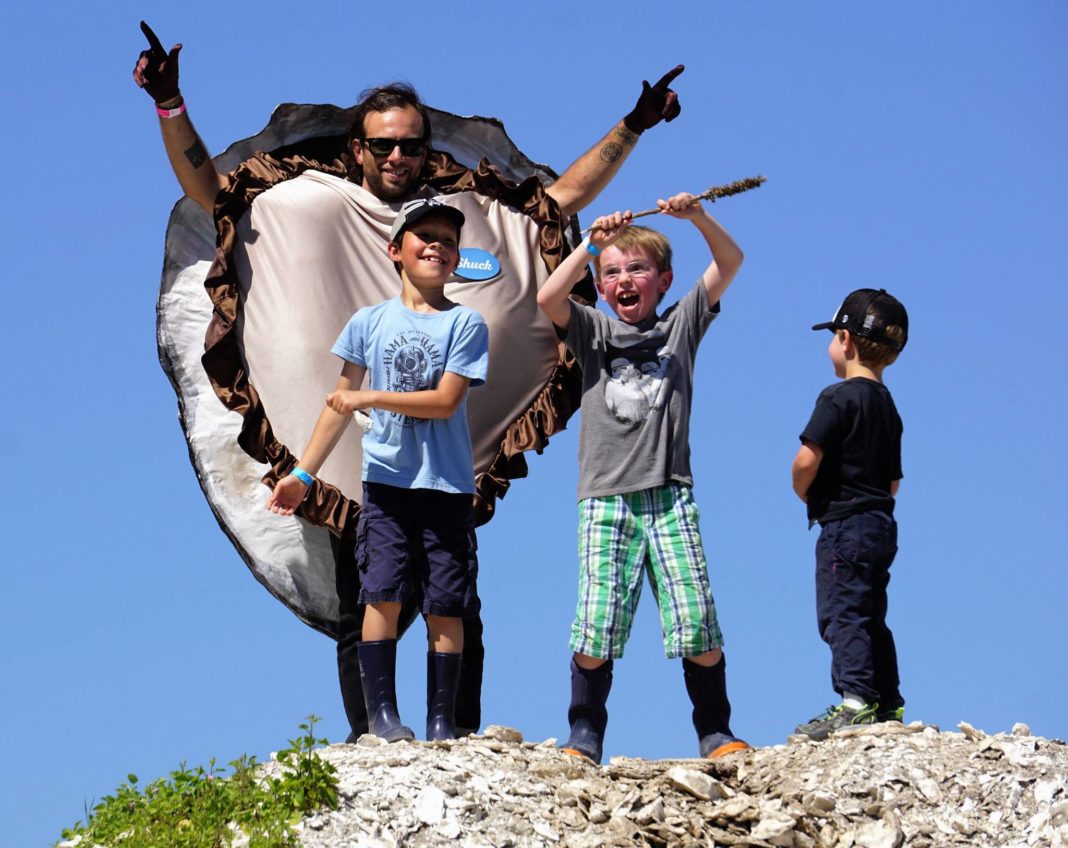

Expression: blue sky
xmin=2 ymin=3 xmax=1066 ymax=844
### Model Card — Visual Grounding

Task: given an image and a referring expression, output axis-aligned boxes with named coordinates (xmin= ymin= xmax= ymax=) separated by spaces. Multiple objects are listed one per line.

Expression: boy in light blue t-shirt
xmin=268 ymin=197 xmax=488 ymax=743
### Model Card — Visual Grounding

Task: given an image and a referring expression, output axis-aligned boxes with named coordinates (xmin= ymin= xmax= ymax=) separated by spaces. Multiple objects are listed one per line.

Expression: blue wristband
xmin=290 ymin=467 xmax=313 ymax=486
xmin=581 ymin=236 xmax=601 ymax=257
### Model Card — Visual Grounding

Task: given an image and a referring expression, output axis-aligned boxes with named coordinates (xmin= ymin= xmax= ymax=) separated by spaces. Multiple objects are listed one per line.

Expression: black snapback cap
xmin=812 ymin=288 xmax=908 ymax=351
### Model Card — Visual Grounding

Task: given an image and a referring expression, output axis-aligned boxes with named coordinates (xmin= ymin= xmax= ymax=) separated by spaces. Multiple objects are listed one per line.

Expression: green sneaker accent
xmin=876 ymin=705 xmax=905 ymax=723
xmin=795 ymin=702 xmax=879 ymax=741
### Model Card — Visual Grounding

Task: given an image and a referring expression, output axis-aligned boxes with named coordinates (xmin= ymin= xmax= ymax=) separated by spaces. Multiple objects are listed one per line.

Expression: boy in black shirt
xmin=791 ymin=288 xmax=909 ymax=740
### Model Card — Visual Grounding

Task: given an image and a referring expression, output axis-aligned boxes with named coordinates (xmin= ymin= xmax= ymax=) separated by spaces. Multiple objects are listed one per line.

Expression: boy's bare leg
xmin=574 ymin=652 xmax=610 ymax=670
xmin=426 ymin=615 xmax=463 ymax=653
xmin=363 ymin=602 xmax=402 ymax=640
xmin=683 ymin=647 xmax=723 ymax=668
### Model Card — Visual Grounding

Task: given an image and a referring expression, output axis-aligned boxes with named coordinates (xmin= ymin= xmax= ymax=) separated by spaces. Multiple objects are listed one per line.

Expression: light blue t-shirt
xmin=332 ymin=298 xmax=489 ymax=494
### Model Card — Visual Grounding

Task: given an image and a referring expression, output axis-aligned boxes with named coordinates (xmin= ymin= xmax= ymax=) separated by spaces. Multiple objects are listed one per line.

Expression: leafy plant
xmin=59 ymin=715 xmax=339 ymax=848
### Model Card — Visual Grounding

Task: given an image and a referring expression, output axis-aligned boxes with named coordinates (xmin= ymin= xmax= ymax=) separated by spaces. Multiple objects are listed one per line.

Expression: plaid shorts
xmin=570 ymin=483 xmax=724 ymax=660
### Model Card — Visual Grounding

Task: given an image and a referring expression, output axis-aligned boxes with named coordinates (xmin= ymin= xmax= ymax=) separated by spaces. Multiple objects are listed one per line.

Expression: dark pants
xmin=332 ymin=532 xmax=484 ymax=740
xmin=815 ymin=511 xmax=902 ymax=709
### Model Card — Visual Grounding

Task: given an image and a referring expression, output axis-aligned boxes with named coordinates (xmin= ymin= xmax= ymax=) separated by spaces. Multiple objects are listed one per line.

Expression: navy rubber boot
xmin=426 ymin=651 xmax=463 ymax=741
xmin=683 ymin=655 xmax=750 ymax=758
xmin=561 ymin=658 xmax=613 ymax=764
xmin=357 ymin=639 xmax=415 ymax=742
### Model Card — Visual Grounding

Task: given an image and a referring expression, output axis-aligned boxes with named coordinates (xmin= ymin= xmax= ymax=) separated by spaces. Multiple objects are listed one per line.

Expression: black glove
xmin=133 ymin=21 xmax=182 ymax=104
xmin=623 ymin=65 xmax=684 ymax=134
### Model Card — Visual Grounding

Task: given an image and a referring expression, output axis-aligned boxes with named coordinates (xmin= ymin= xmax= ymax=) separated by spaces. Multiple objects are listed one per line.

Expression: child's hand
xmin=657 ymin=192 xmax=702 ymax=220
xmin=326 ymin=389 xmax=367 ymax=415
xmin=590 ymin=210 xmax=633 ymax=250
xmin=266 ymin=475 xmax=307 ymax=516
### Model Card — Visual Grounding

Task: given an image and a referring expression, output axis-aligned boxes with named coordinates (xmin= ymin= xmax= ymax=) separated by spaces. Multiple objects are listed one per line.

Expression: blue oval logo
xmin=454 ymin=248 xmax=501 ymax=282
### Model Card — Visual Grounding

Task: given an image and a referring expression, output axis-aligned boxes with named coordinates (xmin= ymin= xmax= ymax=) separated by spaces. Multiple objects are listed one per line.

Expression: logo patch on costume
xmin=454 ymin=248 xmax=501 ymax=282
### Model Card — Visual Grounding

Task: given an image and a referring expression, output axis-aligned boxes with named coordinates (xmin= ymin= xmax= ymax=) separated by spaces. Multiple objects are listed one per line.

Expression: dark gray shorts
xmin=356 ymin=482 xmax=480 ymax=618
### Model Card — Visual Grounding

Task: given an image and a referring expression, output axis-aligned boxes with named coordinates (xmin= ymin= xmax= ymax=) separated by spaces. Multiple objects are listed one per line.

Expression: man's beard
xmin=363 ymin=165 xmax=423 ymax=201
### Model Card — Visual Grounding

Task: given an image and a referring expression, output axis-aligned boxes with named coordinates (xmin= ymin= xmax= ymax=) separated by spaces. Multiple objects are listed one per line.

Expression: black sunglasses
xmin=360 ymin=137 xmax=428 ymax=158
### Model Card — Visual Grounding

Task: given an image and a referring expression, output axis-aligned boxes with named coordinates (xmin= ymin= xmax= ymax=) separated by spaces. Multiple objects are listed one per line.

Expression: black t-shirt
xmin=800 ymin=377 xmax=903 ymax=525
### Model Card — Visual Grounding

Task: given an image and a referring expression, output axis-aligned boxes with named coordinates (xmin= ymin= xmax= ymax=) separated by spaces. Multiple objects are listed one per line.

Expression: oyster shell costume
xmin=157 ymin=103 xmax=593 ymax=637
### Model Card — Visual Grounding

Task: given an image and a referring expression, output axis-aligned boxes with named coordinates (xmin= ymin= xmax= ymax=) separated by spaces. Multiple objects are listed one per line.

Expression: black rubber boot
xmin=455 ymin=615 xmax=484 ymax=736
xmin=561 ymin=658 xmax=613 ymax=764
xmin=683 ymin=654 xmax=749 ymax=758
xmin=426 ymin=651 xmax=463 ymax=741
xmin=357 ymin=639 xmax=414 ymax=742
xmin=331 ymin=532 xmax=368 ymax=742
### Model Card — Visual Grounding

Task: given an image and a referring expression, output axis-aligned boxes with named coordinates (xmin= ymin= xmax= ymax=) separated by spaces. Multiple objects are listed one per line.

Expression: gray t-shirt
xmin=565 ymin=280 xmax=718 ymax=500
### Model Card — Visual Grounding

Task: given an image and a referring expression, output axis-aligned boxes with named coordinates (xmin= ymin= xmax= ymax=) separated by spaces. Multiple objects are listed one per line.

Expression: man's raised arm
xmin=133 ymin=21 xmax=226 ymax=215
xmin=545 ymin=65 xmax=684 ymax=219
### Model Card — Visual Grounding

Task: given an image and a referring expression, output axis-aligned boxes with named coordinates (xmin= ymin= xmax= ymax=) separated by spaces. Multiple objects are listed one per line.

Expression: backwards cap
xmin=389 ymin=197 xmax=465 ymax=242
xmin=812 ymin=288 xmax=909 ymax=351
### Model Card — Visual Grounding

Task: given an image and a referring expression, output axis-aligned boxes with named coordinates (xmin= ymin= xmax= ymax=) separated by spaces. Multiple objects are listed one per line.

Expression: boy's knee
xmin=684 ymin=647 xmax=723 ymax=667
xmin=573 ymin=653 xmax=610 ymax=671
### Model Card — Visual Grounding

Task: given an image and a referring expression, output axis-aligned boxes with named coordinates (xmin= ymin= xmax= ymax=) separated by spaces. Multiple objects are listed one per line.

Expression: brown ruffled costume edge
xmin=200 ymin=136 xmax=593 ymax=538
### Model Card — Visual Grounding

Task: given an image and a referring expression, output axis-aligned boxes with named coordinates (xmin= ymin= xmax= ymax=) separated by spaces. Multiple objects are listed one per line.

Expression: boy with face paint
xmin=536 ymin=193 xmax=747 ymax=762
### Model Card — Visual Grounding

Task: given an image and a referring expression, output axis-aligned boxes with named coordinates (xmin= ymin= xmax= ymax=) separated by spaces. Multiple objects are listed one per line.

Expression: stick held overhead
xmin=582 ymin=175 xmax=767 ymax=233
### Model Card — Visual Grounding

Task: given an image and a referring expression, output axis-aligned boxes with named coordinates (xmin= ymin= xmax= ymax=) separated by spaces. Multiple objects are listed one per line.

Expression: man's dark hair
xmin=348 ymin=82 xmax=433 ymax=147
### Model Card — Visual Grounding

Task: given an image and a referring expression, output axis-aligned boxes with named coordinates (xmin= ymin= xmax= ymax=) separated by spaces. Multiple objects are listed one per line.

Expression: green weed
xmin=58 ymin=715 xmax=339 ymax=848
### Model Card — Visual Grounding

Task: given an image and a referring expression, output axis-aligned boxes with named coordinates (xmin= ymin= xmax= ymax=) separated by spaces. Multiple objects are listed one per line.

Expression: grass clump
xmin=58 ymin=715 xmax=338 ymax=848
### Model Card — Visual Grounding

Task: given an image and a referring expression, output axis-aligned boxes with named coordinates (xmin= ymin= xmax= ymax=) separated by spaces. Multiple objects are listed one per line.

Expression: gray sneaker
xmin=795 ymin=703 xmax=879 ymax=741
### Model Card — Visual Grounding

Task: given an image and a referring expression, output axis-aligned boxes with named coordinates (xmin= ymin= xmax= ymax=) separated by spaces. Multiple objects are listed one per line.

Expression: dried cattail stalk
xmin=581 ymin=176 xmax=766 ymax=233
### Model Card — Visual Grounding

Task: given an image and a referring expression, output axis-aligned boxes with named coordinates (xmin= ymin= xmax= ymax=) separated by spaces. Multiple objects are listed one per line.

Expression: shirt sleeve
xmin=669 ymin=279 xmax=720 ymax=344
xmin=444 ymin=310 xmax=490 ymax=387
xmin=565 ymin=299 xmax=600 ymax=355
xmin=331 ymin=309 xmax=367 ymax=367
xmin=800 ymin=388 xmax=842 ymax=450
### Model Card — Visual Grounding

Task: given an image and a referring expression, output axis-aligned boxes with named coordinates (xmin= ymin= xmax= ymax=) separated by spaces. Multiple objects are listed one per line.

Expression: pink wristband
xmin=156 ymin=102 xmax=187 ymax=119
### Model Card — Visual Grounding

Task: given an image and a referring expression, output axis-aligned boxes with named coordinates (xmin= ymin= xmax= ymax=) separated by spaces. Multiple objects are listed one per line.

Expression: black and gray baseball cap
xmin=389 ymin=197 xmax=465 ymax=242
xmin=812 ymin=288 xmax=909 ymax=351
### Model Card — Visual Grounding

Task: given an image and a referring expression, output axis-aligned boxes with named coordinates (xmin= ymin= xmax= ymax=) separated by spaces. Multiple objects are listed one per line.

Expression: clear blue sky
xmin=3 ymin=3 xmax=1065 ymax=844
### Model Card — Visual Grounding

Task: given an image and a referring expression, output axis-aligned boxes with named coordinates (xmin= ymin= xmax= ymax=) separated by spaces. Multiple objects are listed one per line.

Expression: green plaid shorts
xmin=569 ymin=483 xmax=724 ymax=660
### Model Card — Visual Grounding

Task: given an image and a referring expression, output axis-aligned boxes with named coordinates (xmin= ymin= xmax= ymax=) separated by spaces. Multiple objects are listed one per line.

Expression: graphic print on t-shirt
xmin=382 ymin=330 xmax=443 ymax=427
xmin=603 ymin=343 xmax=672 ymax=427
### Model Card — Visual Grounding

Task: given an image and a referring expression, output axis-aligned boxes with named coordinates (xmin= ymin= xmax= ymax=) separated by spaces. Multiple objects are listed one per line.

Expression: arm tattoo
xmin=614 ymin=126 xmax=639 ymax=145
xmin=184 ymin=140 xmax=208 ymax=169
xmin=599 ymin=142 xmax=623 ymax=163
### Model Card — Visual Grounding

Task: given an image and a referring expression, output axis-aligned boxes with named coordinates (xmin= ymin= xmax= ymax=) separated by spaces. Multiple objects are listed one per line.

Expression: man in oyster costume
xmin=134 ymin=21 xmax=685 ymax=740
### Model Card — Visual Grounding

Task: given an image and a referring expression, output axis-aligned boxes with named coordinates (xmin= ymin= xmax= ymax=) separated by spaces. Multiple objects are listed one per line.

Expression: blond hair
xmin=592 ymin=225 xmax=673 ymax=279
xmin=841 ymin=324 xmax=906 ymax=368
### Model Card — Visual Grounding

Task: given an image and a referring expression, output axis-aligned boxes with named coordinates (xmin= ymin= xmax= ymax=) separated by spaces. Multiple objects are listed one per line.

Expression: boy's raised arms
xmin=657 ymin=193 xmax=744 ymax=308
xmin=536 ymin=211 xmax=632 ymax=330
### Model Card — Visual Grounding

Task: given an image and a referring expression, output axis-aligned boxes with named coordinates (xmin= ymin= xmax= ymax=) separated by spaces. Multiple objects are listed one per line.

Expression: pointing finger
xmin=651 ymin=64 xmax=685 ymax=92
xmin=139 ymin=20 xmax=166 ymax=59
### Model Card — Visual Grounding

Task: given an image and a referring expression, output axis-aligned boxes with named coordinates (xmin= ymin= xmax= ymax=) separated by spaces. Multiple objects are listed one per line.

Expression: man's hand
xmin=623 ymin=65 xmax=684 ymax=134
xmin=266 ymin=475 xmax=308 ymax=516
xmin=133 ymin=21 xmax=182 ymax=104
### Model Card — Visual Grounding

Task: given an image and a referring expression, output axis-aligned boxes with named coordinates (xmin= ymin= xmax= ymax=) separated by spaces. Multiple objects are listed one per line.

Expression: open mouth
xmin=617 ymin=292 xmax=640 ymax=307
